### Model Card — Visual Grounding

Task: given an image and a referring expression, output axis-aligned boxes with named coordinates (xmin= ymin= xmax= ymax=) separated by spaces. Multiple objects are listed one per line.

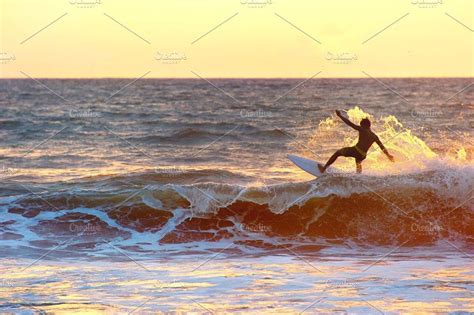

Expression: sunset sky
xmin=1 ymin=0 xmax=473 ymax=78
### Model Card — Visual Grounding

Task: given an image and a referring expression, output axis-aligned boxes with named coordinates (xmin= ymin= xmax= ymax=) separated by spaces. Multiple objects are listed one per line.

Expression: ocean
xmin=0 ymin=78 xmax=473 ymax=314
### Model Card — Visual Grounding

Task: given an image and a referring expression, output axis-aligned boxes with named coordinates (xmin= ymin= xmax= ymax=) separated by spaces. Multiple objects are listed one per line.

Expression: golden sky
xmin=1 ymin=0 xmax=473 ymax=78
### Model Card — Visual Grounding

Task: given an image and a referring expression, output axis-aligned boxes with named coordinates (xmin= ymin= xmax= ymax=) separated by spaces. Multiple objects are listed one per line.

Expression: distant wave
xmin=132 ymin=127 xmax=288 ymax=144
xmin=0 ymin=119 xmax=22 ymax=128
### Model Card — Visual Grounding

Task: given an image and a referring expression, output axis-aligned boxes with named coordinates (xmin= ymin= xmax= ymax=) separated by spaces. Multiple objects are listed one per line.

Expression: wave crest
xmin=3 ymin=165 xmax=472 ymax=248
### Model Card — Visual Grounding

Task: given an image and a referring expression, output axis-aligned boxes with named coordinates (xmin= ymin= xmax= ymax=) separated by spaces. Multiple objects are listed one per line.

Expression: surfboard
xmin=287 ymin=154 xmax=336 ymax=177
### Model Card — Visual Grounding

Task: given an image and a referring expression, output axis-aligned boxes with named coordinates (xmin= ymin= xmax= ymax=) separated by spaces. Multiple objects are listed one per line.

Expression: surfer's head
xmin=360 ymin=118 xmax=371 ymax=129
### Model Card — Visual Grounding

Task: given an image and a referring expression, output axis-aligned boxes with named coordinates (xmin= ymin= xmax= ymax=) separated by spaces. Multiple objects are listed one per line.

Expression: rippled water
xmin=0 ymin=78 xmax=472 ymax=181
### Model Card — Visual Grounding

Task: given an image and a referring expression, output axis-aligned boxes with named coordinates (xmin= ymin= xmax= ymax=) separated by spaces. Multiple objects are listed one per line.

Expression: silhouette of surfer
xmin=319 ymin=110 xmax=395 ymax=174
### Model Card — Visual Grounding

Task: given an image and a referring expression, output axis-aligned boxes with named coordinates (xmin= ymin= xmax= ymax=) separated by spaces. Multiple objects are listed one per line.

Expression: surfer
xmin=318 ymin=110 xmax=395 ymax=174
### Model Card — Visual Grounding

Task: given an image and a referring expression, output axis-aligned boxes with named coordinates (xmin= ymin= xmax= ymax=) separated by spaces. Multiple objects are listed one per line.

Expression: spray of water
xmin=308 ymin=106 xmax=470 ymax=175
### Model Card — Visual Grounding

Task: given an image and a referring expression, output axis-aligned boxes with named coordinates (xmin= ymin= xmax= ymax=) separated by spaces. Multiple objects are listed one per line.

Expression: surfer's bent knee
xmin=336 ymin=148 xmax=346 ymax=156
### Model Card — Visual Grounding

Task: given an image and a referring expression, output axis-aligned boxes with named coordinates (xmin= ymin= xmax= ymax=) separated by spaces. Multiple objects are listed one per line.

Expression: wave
xmin=130 ymin=126 xmax=288 ymax=144
xmin=1 ymin=165 xmax=472 ymax=252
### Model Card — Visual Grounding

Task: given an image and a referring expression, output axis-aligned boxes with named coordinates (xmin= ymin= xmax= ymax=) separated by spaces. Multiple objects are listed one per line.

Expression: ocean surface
xmin=0 ymin=78 xmax=473 ymax=314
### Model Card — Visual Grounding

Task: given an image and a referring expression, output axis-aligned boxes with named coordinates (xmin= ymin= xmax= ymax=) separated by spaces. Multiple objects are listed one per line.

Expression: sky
xmin=1 ymin=0 xmax=473 ymax=78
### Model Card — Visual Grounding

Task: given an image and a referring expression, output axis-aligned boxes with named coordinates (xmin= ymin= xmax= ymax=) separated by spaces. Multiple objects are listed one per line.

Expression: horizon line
xmin=0 ymin=76 xmax=472 ymax=80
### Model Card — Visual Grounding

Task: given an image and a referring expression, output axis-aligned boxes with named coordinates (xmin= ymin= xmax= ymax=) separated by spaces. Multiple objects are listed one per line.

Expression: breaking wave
xmin=1 ymin=164 xmax=472 ymax=256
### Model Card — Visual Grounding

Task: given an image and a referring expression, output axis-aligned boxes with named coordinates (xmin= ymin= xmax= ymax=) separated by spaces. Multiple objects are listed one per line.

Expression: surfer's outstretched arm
xmin=375 ymin=137 xmax=395 ymax=162
xmin=336 ymin=110 xmax=361 ymax=131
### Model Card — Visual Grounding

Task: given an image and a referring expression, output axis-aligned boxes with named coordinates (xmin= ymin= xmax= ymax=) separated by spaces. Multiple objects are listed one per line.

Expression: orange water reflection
xmin=0 ymin=253 xmax=473 ymax=314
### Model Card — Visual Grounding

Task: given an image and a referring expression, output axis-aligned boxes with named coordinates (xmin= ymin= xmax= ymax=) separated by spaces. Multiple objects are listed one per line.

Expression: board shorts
xmin=338 ymin=146 xmax=367 ymax=162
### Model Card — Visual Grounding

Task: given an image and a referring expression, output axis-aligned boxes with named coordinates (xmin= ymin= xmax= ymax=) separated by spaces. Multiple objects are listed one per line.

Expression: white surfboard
xmin=287 ymin=154 xmax=337 ymax=177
